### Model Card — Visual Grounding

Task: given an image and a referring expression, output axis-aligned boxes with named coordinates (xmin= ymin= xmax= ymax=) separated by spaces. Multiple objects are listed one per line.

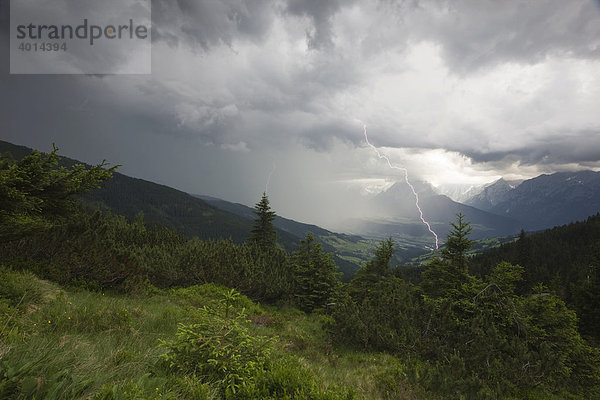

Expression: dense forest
xmin=1 ymin=147 xmax=599 ymax=399
xmin=471 ymin=219 xmax=600 ymax=343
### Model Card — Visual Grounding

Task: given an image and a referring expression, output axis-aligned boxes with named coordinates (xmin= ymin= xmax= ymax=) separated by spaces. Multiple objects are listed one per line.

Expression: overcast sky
xmin=1 ymin=0 xmax=600 ymax=226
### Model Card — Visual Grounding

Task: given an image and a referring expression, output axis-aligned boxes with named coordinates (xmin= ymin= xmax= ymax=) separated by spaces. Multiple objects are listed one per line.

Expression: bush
xmin=169 ymin=283 xmax=261 ymax=316
xmin=0 ymin=212 xmax=146 ymax=293
xmin=159 ymin=289 xmax=274 ymax=396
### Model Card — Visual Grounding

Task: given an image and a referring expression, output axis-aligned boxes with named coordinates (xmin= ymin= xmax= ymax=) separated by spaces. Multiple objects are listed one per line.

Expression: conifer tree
xmin=248 ymin=192 xmax=277 ymax=250
xmin=331 ymin=238 xmax=420 ymax=351
xmin=0 ymin=145 xmax=116 ymax=243
xmin=516 ymin=228 xmax=531 ymax=269
xmin=291 ymin=234 xmax=340 ymax=312
xmin=350 ymin=238 xmax=395 ymax=300
xmin=441 ymin=213 xmax=474 ymax=272
xmin=422 ymin=214 xmax=474 ymax=297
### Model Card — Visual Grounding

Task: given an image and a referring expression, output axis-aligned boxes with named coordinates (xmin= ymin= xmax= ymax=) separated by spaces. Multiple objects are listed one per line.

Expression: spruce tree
xmin=422 ymin=214 xmax=474 ymax=297
xmin=248 ymin=192 xmax=277 ymax=250
xmin=516 ymin=228 xmax=531 ymax=268
xmin=291 ymin=234 xmax=340 ymax=312
xmin=350 ymin=238 xmax=395 ymax=300
xmin=0 ymin=145 xmax=116 ymax=243
xmin=441 ymin=213 xmax=474 ymax=273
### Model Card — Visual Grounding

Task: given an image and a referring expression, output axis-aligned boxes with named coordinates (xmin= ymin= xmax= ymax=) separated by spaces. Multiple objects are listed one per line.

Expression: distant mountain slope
xmin=195 ymin=195 xmax=376 ymax=276
xmin=465 ymin=178 xmax=523 ymax=211
xmin=471 ymin=213 xmax=600 ymax=281
xmin=196 ymin=195 xmax=335 ymax=239
xmin=0 ymin=140 xmax=33 ymax=160
xmin=0 ymin=139 xmax=296 ymax=247
xmin=419 ymin=194 xmax=523 ymax=238
xmin=434 ymin=182 xmax=485 ymax=203
xmin=87 ymin=173 xmax=268 ymax=244
xmin=486 ymin=171 xmax=600 ymax=230
xmin=353 ymin=181 xmax=523 ymax=241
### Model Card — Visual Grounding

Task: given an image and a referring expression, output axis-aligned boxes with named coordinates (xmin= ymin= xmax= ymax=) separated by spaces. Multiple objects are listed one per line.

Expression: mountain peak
xmin=434 ymin=182 xmax=486 ymax=202
xmin=464 ymin=178 xmax=523 ymax=210
xmin=485 ymin=177 xmax=523 ymax=189
xmin=478 ymin=170 xmax=600 ymax=230
xmin=385 ymin=180 xmax=437 ymax=197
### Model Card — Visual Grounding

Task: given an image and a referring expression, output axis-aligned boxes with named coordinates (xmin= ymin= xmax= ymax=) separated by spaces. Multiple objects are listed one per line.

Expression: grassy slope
xmin=0 ymin=269 xmax=428 ymax=400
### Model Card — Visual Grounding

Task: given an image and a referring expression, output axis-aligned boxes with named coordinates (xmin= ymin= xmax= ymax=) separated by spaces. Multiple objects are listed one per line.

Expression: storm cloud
xmin=1 ymin=0 xmax=600 ymax=225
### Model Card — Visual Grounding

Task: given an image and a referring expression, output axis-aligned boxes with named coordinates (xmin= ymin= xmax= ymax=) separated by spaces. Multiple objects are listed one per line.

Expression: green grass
xmin=320 ymin=233 xmax=434 ymax=267
xmin=1 ymin=268 xmax=581 ymax=400
xmin=0 ymin=281 xmax=192 ymax=398
xmin=0 ymin=269 xmax=425 ymax=399
xmin=408 ymin=234 xmax=519 ymax=265
xmin=319 ymin=235 xmax=377 ymax=263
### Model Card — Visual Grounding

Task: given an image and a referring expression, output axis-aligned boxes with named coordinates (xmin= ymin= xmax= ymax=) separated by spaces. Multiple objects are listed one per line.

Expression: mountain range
xmin=340 ymin=170 xmax=600 ymax=244
xmin=463 ymin=178 xmax=523 ymax=210
xmin=338 ymin=180 xmax=523 ymax=245
xmin=464 ymin=171 xmax=600 ymax=230
xmin=435 ymin=183 xmax=487 ymax=203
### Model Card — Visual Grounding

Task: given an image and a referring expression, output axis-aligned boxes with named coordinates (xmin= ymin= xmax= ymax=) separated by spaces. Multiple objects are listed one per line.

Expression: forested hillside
xmin=0 ymin=140 xmax=362 ymax=277
xmin=0 ymin=139 xmax=260 ymax=244
xmin=471 ymin=215 xmax=600 ymax=342
xmin=1 ymin=146 xmax=599 ymax=399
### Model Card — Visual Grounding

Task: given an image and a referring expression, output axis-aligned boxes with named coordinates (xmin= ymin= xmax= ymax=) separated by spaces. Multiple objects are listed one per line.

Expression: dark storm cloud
xmin=285 ymin=0 xmax=343 ymax=49
xmin=2 ymin=0 xmax=600 ymax=224
xmin=152 ymin=0 xmax=274 ymax=49
xmin=464 ymin=129 xmax=600 ymax=167
xmin=151 ymin=0 xmax=359 ymax=52
xmin=297 ymin=119 xmax=359 ymax=151
xmin=0 ymin=1 xmax=8 ymax=75
xmin=409 ymin=0 xmax=600 ymax=74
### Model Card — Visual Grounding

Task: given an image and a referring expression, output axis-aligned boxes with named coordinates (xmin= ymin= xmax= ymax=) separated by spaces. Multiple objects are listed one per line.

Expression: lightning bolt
xmin=265 ymin=162 xmax=276 ymax=194
xmin=360 ymin=123 xmax=439 ymax=249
